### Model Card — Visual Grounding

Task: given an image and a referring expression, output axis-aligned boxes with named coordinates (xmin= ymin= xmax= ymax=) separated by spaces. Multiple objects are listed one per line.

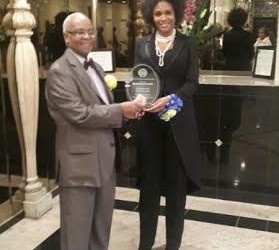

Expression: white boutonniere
xmin=104 ymin=74 xmax=117 ymax=91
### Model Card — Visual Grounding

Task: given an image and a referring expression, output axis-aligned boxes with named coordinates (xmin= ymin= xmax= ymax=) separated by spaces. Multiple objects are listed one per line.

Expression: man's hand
xmin=133 ymin=94 xmax=147 ymax=107
xmin=120 ymin=101 xmax=145 ymax=119
xmin=144 ymin=96 xmax=170 ymax=113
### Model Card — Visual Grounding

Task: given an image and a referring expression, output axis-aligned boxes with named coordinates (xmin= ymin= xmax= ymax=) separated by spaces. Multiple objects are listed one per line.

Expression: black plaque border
xmin=252 ymin=46 xmax=276 ymax=80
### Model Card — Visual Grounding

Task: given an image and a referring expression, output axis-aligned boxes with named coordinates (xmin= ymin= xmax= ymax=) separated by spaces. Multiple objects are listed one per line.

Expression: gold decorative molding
xmin=13 ymin=10 xmax=36 ymax=30
xmin=2 ymin=1 xmax=14 ymax=32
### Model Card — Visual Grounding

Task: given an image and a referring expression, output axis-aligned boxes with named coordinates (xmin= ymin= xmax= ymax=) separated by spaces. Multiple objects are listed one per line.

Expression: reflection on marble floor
xmin=1 ymin=188 xmax=279 ymax=250
xmin=110 ymin=210 xmax=279 ymax=250
xmin=115 ymin=187 xmax=279 ymax=222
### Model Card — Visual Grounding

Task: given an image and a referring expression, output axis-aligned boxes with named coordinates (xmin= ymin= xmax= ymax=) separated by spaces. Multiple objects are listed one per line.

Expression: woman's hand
xmin=144 ymin=96 xmax=170 ymax=113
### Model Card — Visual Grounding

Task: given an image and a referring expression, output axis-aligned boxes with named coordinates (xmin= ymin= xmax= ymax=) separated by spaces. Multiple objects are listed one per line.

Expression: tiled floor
xmin=1 ymin=187 xmax=279 ymax=250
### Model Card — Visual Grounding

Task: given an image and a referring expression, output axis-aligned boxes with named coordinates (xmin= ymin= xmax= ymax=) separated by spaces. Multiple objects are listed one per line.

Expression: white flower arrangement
xmin=179 ymin=0 xmax=223 ymax=47
xmin=200 ymin=8 xmax=207 ymax=19
xmin=160 ymin=109 xmax=177 ymax=122
xmin=104 ymin=74 xmax=117 ymax=91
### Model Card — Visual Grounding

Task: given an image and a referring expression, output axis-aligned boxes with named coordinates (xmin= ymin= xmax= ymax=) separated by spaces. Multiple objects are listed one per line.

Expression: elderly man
xmin=45 ymin=12 xmax=143 ymax=250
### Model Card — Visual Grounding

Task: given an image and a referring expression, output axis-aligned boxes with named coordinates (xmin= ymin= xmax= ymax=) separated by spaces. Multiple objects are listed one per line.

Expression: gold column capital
xmin=12 ymin=0 xmax=36 ymax=31
xmin=2 ymin=1 xmax=14 ymax=31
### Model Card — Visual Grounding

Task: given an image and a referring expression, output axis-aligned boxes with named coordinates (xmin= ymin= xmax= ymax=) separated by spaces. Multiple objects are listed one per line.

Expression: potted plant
xmin=179 ymin=0 xmax=224 ymax=68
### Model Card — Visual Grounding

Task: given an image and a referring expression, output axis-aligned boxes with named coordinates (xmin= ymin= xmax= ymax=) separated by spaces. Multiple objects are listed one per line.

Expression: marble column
xmin=2 ymin=0 xmax=26 ymax=203
xmin=2 ymin=0 xmax=52 ymax=218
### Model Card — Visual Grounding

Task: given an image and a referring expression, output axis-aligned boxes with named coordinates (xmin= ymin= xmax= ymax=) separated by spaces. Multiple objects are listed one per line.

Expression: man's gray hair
xmin=62 ymin=12 xmax=89 ymax=34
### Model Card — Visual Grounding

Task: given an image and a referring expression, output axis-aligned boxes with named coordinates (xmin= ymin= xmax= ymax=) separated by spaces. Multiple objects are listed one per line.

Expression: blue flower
xmin=158 ymin=94 xmax=183 ymax=122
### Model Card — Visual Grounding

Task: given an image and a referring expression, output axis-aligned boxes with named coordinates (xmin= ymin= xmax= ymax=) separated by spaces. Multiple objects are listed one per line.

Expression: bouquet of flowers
xmin=179 ymin=0 xmax=223 ymax=47
xmin=158 ymin=94 xmax=183 ymax=122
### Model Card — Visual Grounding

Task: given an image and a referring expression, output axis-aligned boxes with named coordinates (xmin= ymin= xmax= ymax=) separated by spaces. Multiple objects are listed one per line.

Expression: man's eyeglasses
xmin=67 ymin=30 xmax=96 ymax=38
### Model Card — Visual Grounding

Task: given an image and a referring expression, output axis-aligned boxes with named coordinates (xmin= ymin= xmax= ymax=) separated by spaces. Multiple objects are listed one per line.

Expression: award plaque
xmin=252 ymin=46 xmax=276 ymax=79
xmin=125 ymin=64 xmax=160 ymax=104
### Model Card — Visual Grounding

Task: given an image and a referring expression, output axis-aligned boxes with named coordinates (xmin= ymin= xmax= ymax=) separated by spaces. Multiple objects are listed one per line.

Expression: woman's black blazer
xmin=135 ymin=31 xmax=202 ymax=193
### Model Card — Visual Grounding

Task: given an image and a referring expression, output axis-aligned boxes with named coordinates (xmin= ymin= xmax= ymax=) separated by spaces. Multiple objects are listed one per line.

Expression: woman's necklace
xmin=155 ymin=29 xmax=176 ymax=67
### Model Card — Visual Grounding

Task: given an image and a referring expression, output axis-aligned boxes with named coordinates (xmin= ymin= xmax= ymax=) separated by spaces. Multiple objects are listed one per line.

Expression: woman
xmin=254 ymin=26 xmax=272 ymax=48
xmin=134 ymin=0 xmax=201 ymax=249
xmin=222 ymin=8 xmax=254 ymax=71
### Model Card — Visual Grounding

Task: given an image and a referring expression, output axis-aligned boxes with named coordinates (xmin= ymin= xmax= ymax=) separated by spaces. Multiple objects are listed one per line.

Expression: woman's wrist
xmin=157 ymin=94 xmax=184 ymax=121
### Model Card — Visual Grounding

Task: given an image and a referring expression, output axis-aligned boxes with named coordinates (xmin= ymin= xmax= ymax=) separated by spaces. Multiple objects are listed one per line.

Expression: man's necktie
xmin=84 ymin=58 xmax=94 ymax=70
